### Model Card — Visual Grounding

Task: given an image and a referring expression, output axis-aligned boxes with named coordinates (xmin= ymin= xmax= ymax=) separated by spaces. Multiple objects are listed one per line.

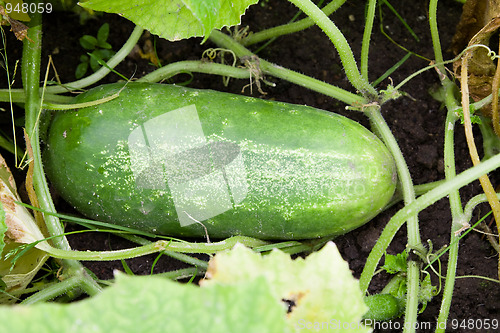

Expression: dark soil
xmin=2 ymin=0 xmax=500 ymax=332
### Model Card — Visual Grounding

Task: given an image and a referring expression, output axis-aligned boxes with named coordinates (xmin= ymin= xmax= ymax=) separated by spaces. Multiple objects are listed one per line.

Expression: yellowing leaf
xmin=0 ymin=154 xmax=49 ymax=303
xmin=202 ymin=242 xmax=371 ymax=333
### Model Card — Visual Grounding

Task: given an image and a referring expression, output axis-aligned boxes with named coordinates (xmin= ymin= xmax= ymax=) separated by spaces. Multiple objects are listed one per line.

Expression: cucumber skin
xmin=363 ymin=294 xmax=404 ymax=321
xmin=44 ymin=83 xmax=396 ymax=240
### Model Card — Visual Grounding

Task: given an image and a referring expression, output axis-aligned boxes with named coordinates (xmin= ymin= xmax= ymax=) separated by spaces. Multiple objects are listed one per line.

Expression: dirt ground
xmin=2 ymin=0 xmax=500 ymax=331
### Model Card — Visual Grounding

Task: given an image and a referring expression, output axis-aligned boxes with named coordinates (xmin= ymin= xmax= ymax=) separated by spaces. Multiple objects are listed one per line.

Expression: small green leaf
xmin=89 ymin=52 xmax=101 ymax=72
xmin=96 ymin=23 xmax=110 ymax=43
xmin=382 ymin=251 xmax=408 ymax=274
xmin=79 ymin=35 xmax=98 ymax=50
xmin=89 ymin=49 xmax=115 ymax=72
xmin=75 ymin=62 xmax=89 ymax=79
xmin=79 ymin=0 xmax=259 ymax=41
xmin=96 ymin=41 xmax=112 ymax=49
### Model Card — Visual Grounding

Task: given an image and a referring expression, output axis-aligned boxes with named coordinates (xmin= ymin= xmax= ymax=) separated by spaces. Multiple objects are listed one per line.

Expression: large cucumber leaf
xmin=0 ymin=272 xmax=290 ymax=333
xmin=78 ymin=0 xmax=258 ymax=41
xmin=203 ymin=242 xmax=371 ymax=333
xmin=0 ymin=243 xmax=370 ymax=332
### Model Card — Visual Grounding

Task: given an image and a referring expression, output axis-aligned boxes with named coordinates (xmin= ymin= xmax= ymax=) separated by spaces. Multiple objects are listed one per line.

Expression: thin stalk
xmin=157 ymin=267 xmax=204 ymax=280
xmin=119 ymin=234 xmax=209 ymax=270
xmin=22 ymin=5 xmax=102 ymax=296
xmin=365 ymin=106 xmax=422 ymax=249
xmin=364 ymin=105 xmax=422 ymax=332
xmin=414 ymin=180 xmax=446 ymax=194
xmin=22 ymin=5 xmax=67 ymax=252
xmin=21 ymin=268 xmax=100 ymax=304
xmin=464 ymin=193 xmax=500 ymax=221
xmin=428 ymin=0 xmax=445 ymax=73
xmin=434 ymin=81 xmax=462 ymax=333
xmin=361 ymin=0 xmax=377 ymax=80
xmin=161 ymin=251 xmax=208 ymax=270
xmin=372 ymin=52 xmax=411 ymax=87
xmin=0 ymin=90 xmax=73 ymax=103
xmin=429 ymin=0 xmax=466 ymax=328
xmin=137 ymin=60 xmax=251 ymax=83
xmin=241 ymin=0 xmax=346 ymax=46
xmin=209 ymin=30 xmax=366 ymax=105
xmin=21 ymin=274 xmax=81 ymax=304
xmin=358 ymin=152 xmax=500 ymax=293
xmin=404 ymin=261 xmax=420 ymax=333
xmin=43 ymin=236 xmax=269 ymax=261
xmin=1 ymin=25 xmax=19 ymax=161
xmin=380 ymin=0 xmax=420 ymax=43
xmin=45 ymin=26 xmax=144 ymax=94
xmin=286 ymin=0 xmax=377 ymax=97
xmin=387 ymin=180 xmax=447 ymax=209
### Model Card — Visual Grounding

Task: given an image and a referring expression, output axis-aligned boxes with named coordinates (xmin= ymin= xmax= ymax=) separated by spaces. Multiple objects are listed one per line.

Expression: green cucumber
xmin=363 ymin=294 xmax=404 ymax=321
xmin=43 ymin=82 xmax=396 ymax=240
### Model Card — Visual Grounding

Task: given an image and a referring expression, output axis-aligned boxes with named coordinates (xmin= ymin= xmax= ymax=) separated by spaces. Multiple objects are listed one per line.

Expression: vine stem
xmin=435 ymin=80 xmax=463 ymax=333
xmin=428 ymin=0 xmax=465 ymax=330
xmin=0 ymin=25 xmax=143 ymax=101
xmin=21 ymin=3 xmax=102 ymax=296
xmin=358 ymin=151 xmax=500 ymax=293
xmin=22 ymin=3 xmax=67 ymax=252
xmin=208 ymin=30 xmax=366 ymax=106
xmin=286 ymin=0 xmax=377 ymax=97
xmin=43 ymin=236 xmax=269 ymax=261
xmin=44 ymin=25 xmax=144 ymax=94
xmin=21 ymin=270 xmax=100 ymax=304
xmin=360 ymin=0 xmax=377 ymax=81
xmin=137 ymin=60 xmax=251 ymax=83
xmin=364 ymin=105 xmax=421 ymax=332
xmin=241 ymin=0 xmax=346 ymax=46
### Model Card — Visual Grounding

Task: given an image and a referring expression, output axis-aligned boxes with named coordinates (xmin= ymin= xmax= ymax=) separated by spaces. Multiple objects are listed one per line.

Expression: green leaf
xmin=79 ymin=35 xmax=97 ymax=50
xmin=78 ymin=0 xmax=259 ymax=41
xmin=418 ymin=274 xmax=436 ymax=313
xmin=96 ymin=41 xmax=112 ymax=49
xmin=203 ymin=242 xmax=371 ymax=333
xmin=96 ymin=23 xmax=110 ymax=43
xmin=0 ymin=273 xmax=290 ymax=333
xmin=75 ymin=62 xmax=89 ymax=79
xmin=381 ymin=250 xmax=408 ymax=274
xmin=89 ymin=49 xmax=116 ymax=71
